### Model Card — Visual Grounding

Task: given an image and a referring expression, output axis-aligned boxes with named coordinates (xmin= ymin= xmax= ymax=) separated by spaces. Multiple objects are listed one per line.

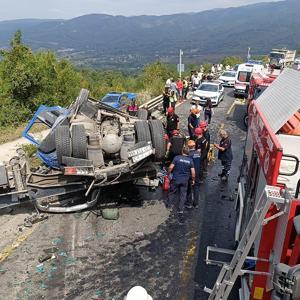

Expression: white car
xmin=294 ymin=57 xmax=300 ymax=64
xmin=218 ymin=70 xmax=236 ymax=87
xmin=193 ymin=81 xmax=225 ymax=106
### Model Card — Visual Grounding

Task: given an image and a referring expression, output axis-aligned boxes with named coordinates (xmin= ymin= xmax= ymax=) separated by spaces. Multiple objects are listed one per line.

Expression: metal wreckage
xmin=0 ymin=89 xmax=166 ymax=213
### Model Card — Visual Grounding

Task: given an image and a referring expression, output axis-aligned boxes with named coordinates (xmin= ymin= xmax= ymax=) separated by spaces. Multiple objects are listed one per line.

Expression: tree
xmin=221 ymin=56 xmax=243 ymax=67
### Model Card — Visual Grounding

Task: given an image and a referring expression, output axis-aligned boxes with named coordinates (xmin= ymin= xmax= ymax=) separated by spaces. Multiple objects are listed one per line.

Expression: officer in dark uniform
xmin=165 ymin=107 xmax=179 ymax=138
xmin=214 ymin=129 xmax=233 ymax=181
xmin=166 ymin=147 xmax=195 ymax=214
xmin=199 ymin=121 xmax=210 ymax=174
xmin=195 ymin=127 xmax=207 ymax=183
xmin=166 ymin=130 xmax=186 ymax=162
xmin=186 ymin=140 xmax=201 ymax=209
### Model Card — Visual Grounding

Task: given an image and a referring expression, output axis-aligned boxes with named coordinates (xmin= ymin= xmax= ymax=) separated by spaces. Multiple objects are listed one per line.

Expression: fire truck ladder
xmin=204 ymin=185 xmax=286 ymax=300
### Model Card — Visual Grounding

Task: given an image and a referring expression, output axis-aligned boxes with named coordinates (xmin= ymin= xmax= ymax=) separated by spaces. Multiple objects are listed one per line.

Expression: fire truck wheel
xmin=71 ymin=124 xmax=87 ymax=159
xmin=55 ymin=125 xmax=71 ymax=165
xmin=149 ymin=119 xmax=166 ymax=161
xmin=243 ymin=114 xmax=248 ymax=128
xmin=134 ymin=121 xmax=152 ymax=143
xmin=137 ymin=109 xmax=148 ymax=120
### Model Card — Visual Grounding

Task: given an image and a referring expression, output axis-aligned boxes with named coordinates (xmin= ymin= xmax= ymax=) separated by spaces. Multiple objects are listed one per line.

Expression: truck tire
xmin=71 ymin=124 xmax=87 ymax=159
xmin=137 ymin=109 xmax=148 ymax=120
xmin=55 ymin=125 xmax=71 ymax=165
xmin=134 ymin=121 xmax=151 ymax=143
xmin=149 ymin=119 xmax=166 ymax=161
xmin=77 ymin=89 xmax=89 ymax=107
xmin=38 ymin=132 xmax=56 ymax=154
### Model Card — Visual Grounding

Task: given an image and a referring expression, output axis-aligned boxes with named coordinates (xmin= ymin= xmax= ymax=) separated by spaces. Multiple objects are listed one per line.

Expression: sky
xmin=0 ymin=0 xmax=280 ymax=21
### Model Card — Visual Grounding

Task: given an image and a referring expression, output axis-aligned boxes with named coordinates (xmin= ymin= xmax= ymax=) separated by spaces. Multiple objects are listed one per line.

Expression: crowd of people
xmin=163 ymin=77 xmax=233 ymax=216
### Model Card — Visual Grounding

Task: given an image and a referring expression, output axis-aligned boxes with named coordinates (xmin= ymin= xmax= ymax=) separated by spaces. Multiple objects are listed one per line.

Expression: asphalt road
xmin=0 ymin=88 xmax=247 ymax=300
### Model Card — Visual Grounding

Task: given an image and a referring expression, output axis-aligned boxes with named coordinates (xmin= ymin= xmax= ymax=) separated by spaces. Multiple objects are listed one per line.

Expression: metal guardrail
xmin=140 ymin=95 xmax=163 ymax=111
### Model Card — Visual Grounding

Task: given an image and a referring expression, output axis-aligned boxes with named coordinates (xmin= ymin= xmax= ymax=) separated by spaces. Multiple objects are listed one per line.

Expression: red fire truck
xmin=244 ymin=70 xmax=280 ymax=128
xmin=205 ymin=69 xmax=300 ymax=299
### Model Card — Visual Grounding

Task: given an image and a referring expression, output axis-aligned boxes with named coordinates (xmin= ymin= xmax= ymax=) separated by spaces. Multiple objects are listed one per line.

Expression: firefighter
xmin=186 ymin=140 xmax=201 ymax=209
xmin=214 ymin=129 xmax=233 ymax=181
xmin=166 ymin=147 xmax=195 ymax=214
xmin=188 ymin=108 xmax=199 ymax=140
xmin=166 ymin=129 xmax=186 ymax=162
xmin=165 ymin=107 xmax=179 ymax=137
xmin=199 ymin=121 xmax=210 ymax=174
xmin=195 ymin=127 xmax=207 ymax=183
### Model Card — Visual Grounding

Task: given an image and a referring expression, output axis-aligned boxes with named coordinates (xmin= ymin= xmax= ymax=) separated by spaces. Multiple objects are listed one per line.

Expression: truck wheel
xmin=38 ymin=132 xmax=56 ymax=154
xmin=77 ymin=89 xmax=89 ymax=107
xmin=71 ymin=124 xmax=87 ymax=159
xmin=134 ymin=121 xmax=151 ymax=143
xmin=149 ymin=119 xmax=166 ymax=161
xmin=243 ymin=114 xmax=249 ymax=129
xmin=137 ymin=109 xmax=148 ymax=120
xmin=55 ymin=125 xmax=71 ymax=165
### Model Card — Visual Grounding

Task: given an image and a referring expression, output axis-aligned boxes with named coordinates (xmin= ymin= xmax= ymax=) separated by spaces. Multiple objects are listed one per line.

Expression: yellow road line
xmin=0 ymin=229 xmax=33 ymax=263
xmin=226 ymin=101 xmax=237 ymax=115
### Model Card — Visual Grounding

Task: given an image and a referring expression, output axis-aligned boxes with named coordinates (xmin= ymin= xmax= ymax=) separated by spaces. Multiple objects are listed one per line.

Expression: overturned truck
xmin=0 ymin=89 xmax=166 ymax=212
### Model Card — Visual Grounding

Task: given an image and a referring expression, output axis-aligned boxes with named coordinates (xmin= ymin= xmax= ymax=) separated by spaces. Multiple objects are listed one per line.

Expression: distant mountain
xmin=0 ymin=0 xmax=299 ymax=68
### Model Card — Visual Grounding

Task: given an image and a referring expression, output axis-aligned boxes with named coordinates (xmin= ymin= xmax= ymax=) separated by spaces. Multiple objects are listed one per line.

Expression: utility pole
xmin=179 ymin=49 xmax=183 ymax=79
xmin=247 ymin=47 xmax=251 ymax=61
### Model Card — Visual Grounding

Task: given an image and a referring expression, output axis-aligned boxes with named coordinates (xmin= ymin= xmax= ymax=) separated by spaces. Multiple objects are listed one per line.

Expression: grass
xmin=0 ymin=123 xmax=47 ymax=145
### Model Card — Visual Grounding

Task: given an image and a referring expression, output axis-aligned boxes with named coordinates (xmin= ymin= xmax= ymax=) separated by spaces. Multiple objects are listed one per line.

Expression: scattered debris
xmin=102 ymin=208 xmax=119 ymax=220
xmin=52 ymin=237 xmax=63 ymax=246
xmin=38 ymin=253 xmax=52 ymax=263
xmin=24 ymin=214 xmax=48 ymax=227
xmin=36 ymin=263 xmax=45 ymax=274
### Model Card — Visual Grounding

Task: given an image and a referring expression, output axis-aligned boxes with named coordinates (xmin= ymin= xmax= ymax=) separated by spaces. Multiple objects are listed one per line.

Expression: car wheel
xmin=55 ymin=125 xmax=71 ymax=165
xmin=134 ymin=121 xmax=151 ymax=143
xmin=148 ymin=119 xmax=166 ymax=161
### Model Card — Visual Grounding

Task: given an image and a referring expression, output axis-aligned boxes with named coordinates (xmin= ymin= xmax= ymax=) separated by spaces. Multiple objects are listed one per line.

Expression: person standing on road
xmin=203 ymin=98 xmax=213 ymax=124
xmin=183 ymin=78 xmax=189 ymax=99
xmin=188 ymin=109 xmax=198 ymax=140
xmin=166 ymin=147 xmax=195 ymax=214
xmin=176 ymin=78 xmax=184 ymax=102
xmin=166 ymin=107 xmax=179 ymax=137
xmin=192 ymin=74 xmax=200 ymax=90
xmin=199 ymin=121 xmax=210 ymax=175
xmin=214 ymin=130 xmax=233 ymax=181
xmin=165 ymin=129 xmax=186 ymax=163
xmin=195 ymin=127 xmax=208 ymax=183
xmin=162 ymin=86 xmax=171 ymax=114
xmin=186 ymin=140 xmax=201 ymax=209
xmin=127 ymin=98 xmax=139 ymax=116
xmin=191 ymin=98 xmax=202 ymax=126
xmin=169 ymin=90 xmax=177 ymax=109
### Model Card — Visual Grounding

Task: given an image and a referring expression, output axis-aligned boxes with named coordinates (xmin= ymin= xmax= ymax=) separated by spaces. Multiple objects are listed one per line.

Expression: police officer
xmin=166 ymin=147 xmax=195 ymax=214
xmin=214 ymin=130 xmax=233 ymax=181
xmin=195 ymin=127 xmax=208 ymax=183
xmin=199 ymin=121 xmax=210 ymax=174
xmin=186 ymin=140 xmax=201 ymax=209
xmin=166 ymin=129 xmax=186 ymax=162
xmin=165 ymin=107 xmax=179 ymax=138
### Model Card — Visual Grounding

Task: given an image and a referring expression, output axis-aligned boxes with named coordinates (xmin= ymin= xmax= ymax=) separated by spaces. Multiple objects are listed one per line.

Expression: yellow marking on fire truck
xmin=253 ymin=287 xmax=264 ymax=299
xmin=0 ymin=229 xmax=33 ymax=263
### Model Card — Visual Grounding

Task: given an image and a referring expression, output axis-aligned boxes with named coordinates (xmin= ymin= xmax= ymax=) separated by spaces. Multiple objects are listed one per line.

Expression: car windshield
xmin=237 ymin=71 xmax=252 ymax=83
xmin=102 ymin=95 xmax=120 ymax=103
xmin=198 ymin=84 xmax=218 ymax=92
xmin=270 ymin=53 xmax=284 ymax=59
xmin=222 ymin=72 xmax=236 ymax=78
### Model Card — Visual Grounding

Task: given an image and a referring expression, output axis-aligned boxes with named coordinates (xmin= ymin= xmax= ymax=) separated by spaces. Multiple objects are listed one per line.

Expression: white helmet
xmin=124 ymin=286 xmax=153 ymax=300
